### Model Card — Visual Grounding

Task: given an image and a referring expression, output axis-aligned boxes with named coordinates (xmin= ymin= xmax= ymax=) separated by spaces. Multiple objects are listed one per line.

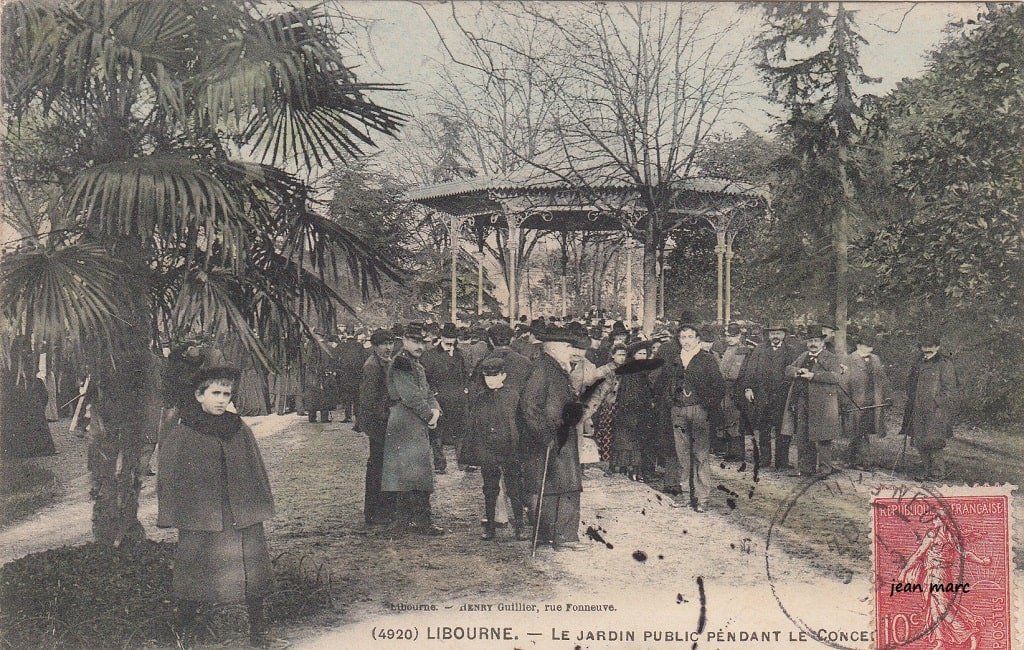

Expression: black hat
xmin=588 ymin=326 xmax=603 ymax=340
xmin=390 ymin=323 xmax=405 ymax=337
xmin=725 ymin=323 xmax=743 ymax=337
xmin=538 ymin=325 xmax=588 ymax=349
xmin=918 ymin=332 xmax=941 ymax=347
xmin=611 ymin=320 xmax=627 ymax=335
xmin=698 ymin=325 xmax=717 ymax=343
xmin=765 ymin=322 xmax=789 ymax=334
xmin=370 ymin=329 xmax=394 ymax=346
xmin=191 ymin=366 xmax=241 ymax=389
xmin=439 ymin=322 xmax=458 ymax=339
xmin=480 ymin=356 xmax=506 ymax=376
xmin=678 ymin=310 xmax=699 ymax=325
xmin=820 ymin=322 xmax=838 ymax=333
xmin=456 ymin=326 xmax=470 ymax=339
xmin=801 ymin=326 xmax=826 ymax=341
xmin=404 ymin=322 xmax=428 ymax=341
xmin=424 ymin=321 xmax=440 ymax=334
xmin=626 ymin=339 xmax=654 ymax=357
xmin=487 ymin=322 xmax=514 ymax=344
xmin=529 ymin=318 xmax=547 ymax=336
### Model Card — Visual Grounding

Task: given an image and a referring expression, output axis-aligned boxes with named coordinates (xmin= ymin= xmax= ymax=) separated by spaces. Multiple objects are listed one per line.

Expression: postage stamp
xmin=872 ymin=484 xmax=1015 ymax=650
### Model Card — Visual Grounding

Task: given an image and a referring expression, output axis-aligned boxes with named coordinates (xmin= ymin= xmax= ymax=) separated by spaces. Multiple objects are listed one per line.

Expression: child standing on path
xmin=157 ymin=367 xmax=276 ymax=648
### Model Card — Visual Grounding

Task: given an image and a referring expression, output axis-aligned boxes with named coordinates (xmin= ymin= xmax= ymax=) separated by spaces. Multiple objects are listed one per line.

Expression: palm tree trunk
xmin=89 ymin=237 xmax=152 ymax=546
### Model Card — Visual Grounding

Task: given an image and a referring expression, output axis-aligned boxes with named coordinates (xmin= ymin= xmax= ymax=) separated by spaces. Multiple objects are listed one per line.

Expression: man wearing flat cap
xmin=381 ymin=323 xmax=445 ymax=536
xmin=781 ymin=326 xmax=844 ymax=477
xmin=900 ymin=334 xmax=958 ymax=481
xmin=737 ymin=323 xmax=801 ymax=469
xmin=460 ymin=356 xmax=527 ymax=541
xmin=359 ymin=329 xmax=397 ymax=525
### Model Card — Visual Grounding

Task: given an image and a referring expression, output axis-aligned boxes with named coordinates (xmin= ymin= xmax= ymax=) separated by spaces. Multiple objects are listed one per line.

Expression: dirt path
xmin=4 ymin=416 xmax=1020 ymax=649
xmin=0 ymin=415 xmax=295 ymax=564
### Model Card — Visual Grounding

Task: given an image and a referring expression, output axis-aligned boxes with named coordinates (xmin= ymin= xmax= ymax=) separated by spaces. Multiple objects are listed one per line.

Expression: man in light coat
xmin=381 ymin=323 xmax=444 ymax=536
xmin=781 ymin=326 xmax=844 ymax=478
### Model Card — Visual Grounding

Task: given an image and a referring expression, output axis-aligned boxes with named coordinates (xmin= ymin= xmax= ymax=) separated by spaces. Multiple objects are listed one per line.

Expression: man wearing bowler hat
xmin=381 ymin=323 xmax=444 ymax=536
xmin=781 ymin=326 xmax=844 ymax=478
xmin=737 ymin=322 xmax=801 ymax=469
xmin=420 ymin=322 xmax=469 ymax=473
xmin=841 ymin=327 xmax=892 ymax=470
xmin=900 ymin=333 xmax=958 ymax=481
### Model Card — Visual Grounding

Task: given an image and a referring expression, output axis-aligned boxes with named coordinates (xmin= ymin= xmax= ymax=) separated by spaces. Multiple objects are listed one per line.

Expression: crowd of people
xmin=0 ymin=309 xmax=961 ymax=647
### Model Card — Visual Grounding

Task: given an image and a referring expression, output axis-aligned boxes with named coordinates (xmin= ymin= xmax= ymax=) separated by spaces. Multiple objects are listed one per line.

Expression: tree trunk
xmin=835 ymin=145 xmax=851 ymax=355
xmin=641 ymin=217 xmax=659 ymax=336
xmin=89 ymin=237 xmax=152 ymax=546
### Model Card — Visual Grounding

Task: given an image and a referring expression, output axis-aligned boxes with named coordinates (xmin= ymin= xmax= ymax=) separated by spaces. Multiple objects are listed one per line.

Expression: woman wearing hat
xmin=611 ymin=341 xmax=658 ymax=481
xmin=157 ymin=367 xmax=276 ymax=647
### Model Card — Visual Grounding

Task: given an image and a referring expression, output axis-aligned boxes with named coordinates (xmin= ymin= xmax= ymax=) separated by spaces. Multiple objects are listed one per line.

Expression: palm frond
xmin=66 ymin=153 xmax=247 ymax=264
xmin=0 ymin=239 xmax=125 ymax=347
xmin=196 ymin=4 xmax=404 ymax=166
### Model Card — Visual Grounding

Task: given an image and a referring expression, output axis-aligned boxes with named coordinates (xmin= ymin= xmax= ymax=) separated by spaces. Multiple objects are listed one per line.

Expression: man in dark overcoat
xmin=359 ymin=329 xmax=396 ymax=525
xmin=841 ymin=328 xmax=893 ymax=470
xmin=781 ymin=327 xmax=844 ymax=477
xmin=651 ymin=323 xmax=726 ymax=512
xmin=334 ymin=330 xmax=367 ymax=424
xmin=420 ymin=322 xmax=469 ymax=472
xmin=900 ymin=334 xmax=958 ymax=481
xmin=519 ymin=326 xmax=586 ymax=549
xmin=302 ymin=333 xmax=336 ymax=423
xmin=460 ymin=356 xmax=527 ymax=540
xmin=381 ymin=323 xmax=444 ymax=536
xmin=737 ymin=323 xmax=801 ymax=469
xmin=717 ymin=323 xmax=752 ymax=462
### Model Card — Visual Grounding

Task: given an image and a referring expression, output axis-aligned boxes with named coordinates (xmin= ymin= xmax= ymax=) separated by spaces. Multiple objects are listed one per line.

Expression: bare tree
xmin=432 ymin=2 xmax=751 ymax=331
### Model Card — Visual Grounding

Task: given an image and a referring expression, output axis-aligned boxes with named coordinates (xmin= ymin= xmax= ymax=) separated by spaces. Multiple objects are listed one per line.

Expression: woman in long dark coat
xmin=0 ymin=341 xmax=56 ymax=459
xmin=610 ymin=343 xmax=657 ymax=480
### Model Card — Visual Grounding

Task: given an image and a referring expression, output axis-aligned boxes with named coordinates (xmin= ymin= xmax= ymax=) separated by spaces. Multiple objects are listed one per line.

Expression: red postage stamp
xmin=873 ymin=485 xmax=1014 ymax=649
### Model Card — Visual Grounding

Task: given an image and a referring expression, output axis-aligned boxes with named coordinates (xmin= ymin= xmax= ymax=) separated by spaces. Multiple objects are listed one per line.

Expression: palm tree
xmin=0 ymin=0 xmax=404 ymax=545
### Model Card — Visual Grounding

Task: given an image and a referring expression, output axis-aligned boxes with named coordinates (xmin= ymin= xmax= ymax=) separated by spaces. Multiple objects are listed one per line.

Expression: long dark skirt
xmin=173 ymin=524 xmax=274 ymax=603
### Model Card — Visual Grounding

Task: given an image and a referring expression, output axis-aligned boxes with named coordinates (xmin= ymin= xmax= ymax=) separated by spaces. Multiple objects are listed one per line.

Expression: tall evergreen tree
xmin=753 ymin=3 xmax=878 ymax=350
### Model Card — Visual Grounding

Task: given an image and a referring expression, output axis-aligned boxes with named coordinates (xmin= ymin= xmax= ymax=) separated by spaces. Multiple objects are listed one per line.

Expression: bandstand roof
xmin=405 ymin=169 xmax=768 ymax=232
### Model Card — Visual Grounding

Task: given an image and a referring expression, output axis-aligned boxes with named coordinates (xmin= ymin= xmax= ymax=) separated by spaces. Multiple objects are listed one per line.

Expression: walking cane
xmin=892 ymin=431 xmax=910 ymax=475
xmin=68 ymin=375 xmax=91 ymax=434
xmin=531 ymin=442 xmax=553 ymax=558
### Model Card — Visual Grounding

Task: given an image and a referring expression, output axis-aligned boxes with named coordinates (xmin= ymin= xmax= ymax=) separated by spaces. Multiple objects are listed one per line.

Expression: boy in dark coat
xmin=157 ymin=367 xmax=275 ymax=648
xmin=460 ymin=356 xmax=527 ymax=540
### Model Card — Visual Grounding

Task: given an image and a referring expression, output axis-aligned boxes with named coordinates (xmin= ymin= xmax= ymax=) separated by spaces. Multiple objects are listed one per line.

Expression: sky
xmin=340 ymin=1 xmax=986 ymax=140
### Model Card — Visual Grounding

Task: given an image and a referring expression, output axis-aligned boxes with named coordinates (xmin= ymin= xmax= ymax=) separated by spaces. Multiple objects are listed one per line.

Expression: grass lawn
xmin=0 ymin=461 xmax=60 ymax=528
